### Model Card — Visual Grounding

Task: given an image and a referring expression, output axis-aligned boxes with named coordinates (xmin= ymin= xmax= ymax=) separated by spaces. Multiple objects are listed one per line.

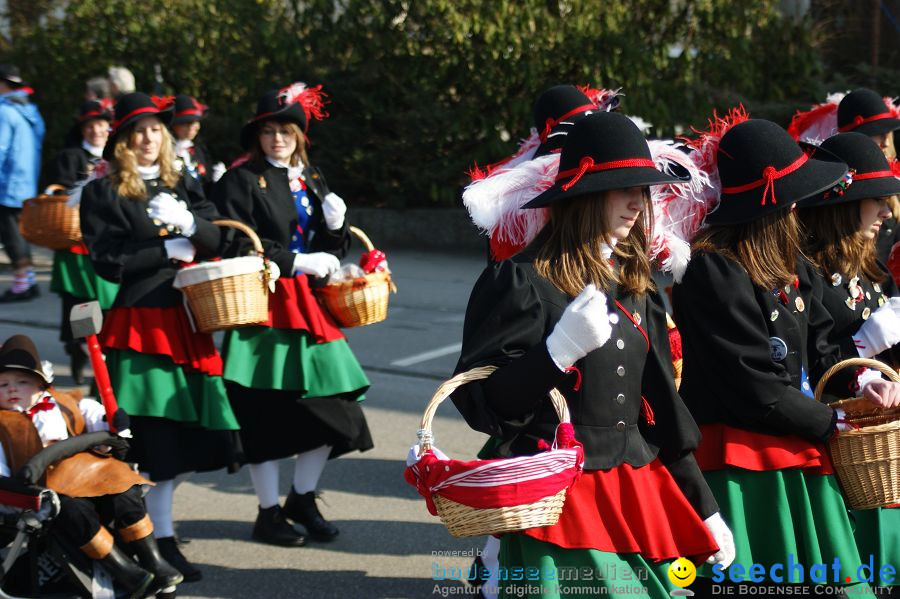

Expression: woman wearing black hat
xmin=796 ymin=132 xmax=900 ymax=589
xmin=45 ymin=100 xmax=120 ymax=384
xmin=170 ymin=94 xmax=223 ymax=195
xmin=451 ymin=111 xmax=733 ymax=597
xmin=672 ymin=117 xmax=900 ymax=588
xmin=212 ymin=83 xmax=371 ymax=547
xmin=79 ymin=92 xmax=240 ymax=582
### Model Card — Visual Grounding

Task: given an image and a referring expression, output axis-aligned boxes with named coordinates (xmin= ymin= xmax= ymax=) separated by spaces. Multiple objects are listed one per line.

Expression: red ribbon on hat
xmin=852 ymin=170 xmax=896 ymax=181
xmin=540 ymin=103 xmax=597 ymax=142
xmin=838 ymin=112 xmax=895 ymax=132
xmin=721 ymin=154 xmax=808 ymax=206
xmin=557 ymin=156 xmax=656 ymax=191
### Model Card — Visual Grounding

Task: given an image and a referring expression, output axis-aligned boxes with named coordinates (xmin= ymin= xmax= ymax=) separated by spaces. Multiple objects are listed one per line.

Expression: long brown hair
xmin=534 ymin=190 xmax=654 ymax=297
xmin=798 ymin=202 xmax=886 ymax=284
xmin=110 ymin=122 xmax=180 ymax=199
xmin=248 ymin=120 xmax=309 ymax=167
xmin=692 ymin=208 xmax=801 ymax=290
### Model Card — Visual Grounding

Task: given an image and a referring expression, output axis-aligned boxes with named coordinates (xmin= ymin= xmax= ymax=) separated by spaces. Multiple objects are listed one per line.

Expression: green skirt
xmin=850 ymin=507 xmax=900 ymax=586
xmin=50 ymin=250 xmax=119 ymax=307
xmin=222 ymin=326 xmax=369 ymax=397
xmin=497 ymin=534 xmax=676 ymax=599
xmin=699 ymin=468 xmax=862 ymax=585
xmin=106 ymin=348 xmax=239 ymax=431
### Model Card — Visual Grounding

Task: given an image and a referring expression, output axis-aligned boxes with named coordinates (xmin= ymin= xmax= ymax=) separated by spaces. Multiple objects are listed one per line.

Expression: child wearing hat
xmin=796 ymin=132 xmax=900 ymax=588
xmin=451 ymin=111 xmax=734 ymax=598
xmin=170 ymin=94 xmax=225 ymax=195
xmin=0 ymin=334 xmax=182 ymax=598
xmin=213 ymin=82 xmax=372 ymax=547
xmin=44 ymin=99 xmax=120 ymax=385
xmin=671 ymin=115 xmax=900 ymax=590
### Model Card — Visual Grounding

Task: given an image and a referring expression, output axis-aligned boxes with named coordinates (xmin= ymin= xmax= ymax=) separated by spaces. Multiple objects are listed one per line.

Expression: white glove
xmin=164 ymin=238 xmax=196 ymax=263
xmin=834 ymin=407 xmax=854 ymax=432
xmin=703 ymin=512 xmax=736 ymax=568
xmin=321 ymin=192 xmax=347 ymax=230
xmin=853 ymin=297 xmax=900 ymax=357
xmin=148 ymin=192 xmax=197 ymax=236
xmin=293 ymin=252 xmax=341 ymax=278
xmin=211 ymin=162 xmax=226 ymax=183
xmin=545 ymin=284 xmax=613 ymax=370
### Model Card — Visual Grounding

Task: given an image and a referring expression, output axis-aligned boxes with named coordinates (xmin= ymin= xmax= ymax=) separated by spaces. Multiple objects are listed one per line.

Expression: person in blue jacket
xmin=0 ymin=64 xmax=44 ymax=302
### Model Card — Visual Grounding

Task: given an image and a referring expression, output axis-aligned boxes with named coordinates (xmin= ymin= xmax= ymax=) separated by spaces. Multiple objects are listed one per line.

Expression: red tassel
xmin=555 ymin=422 xmax=576 ymax=448
xmin=640 ymin=396 xmax=656 ymax=426
xmin=564 ymin=366 xmax=582 ymax=391
xmin=536 ymin=438 xmax=551 ymax=451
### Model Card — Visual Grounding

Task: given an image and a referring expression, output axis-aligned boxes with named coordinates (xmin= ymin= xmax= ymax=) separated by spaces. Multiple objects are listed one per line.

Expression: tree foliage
xmin=10 ymin=0 xmax=835 ymax=207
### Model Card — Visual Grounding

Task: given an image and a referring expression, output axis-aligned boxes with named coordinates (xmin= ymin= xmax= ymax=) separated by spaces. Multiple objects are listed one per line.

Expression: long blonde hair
xmin=534 ymin=190 xmax=654 ymax=297
xmin=692 ymin=208 xmax=801 ymax=290
xmin=110 ymin=123 xmax=180 ymax=199
xmin=249 ymin=120 xmax=310 ymax=167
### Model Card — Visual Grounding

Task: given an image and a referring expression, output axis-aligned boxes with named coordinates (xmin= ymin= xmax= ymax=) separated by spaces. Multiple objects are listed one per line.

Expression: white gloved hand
xmin=321 ymin=192 xmax=347 ymax=230
xmin=211 ymin=162 xmax=226 ymax=183
xmin=163 ymin=238 xmax=196 ymax=263
xmin=834 ymin=407 xmax=854 ymax=432
xmin=852 ymin=297 xmax=900 ymax=357
xmin=293 ymin=252 xmax=341 ymax=278
xmin=545 ymin=284 xmax=613 ymax=370
xmin=148 ymin=192 xmax=197 ymax=236
xmin=703 ymin=512 xmax=736 ymax=568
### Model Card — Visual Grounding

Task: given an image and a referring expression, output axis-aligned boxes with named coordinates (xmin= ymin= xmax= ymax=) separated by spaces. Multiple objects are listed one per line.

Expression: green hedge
xmin=11 ymin=0 xmax=838 ymax=207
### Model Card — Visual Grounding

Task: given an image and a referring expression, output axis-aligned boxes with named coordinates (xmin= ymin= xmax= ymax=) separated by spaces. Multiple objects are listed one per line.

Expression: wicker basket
xmin=414 ymin=366 xmax=578 ymax=537
xmin=173 ymin=219 xmax=275 ymax=334
xmin=316 ymin=226 xmax=395 ymax=328
xmin=19 ymin=188 xmax=81 ymax=250
xmin=815 ymin=358 xmax=900 ymax=510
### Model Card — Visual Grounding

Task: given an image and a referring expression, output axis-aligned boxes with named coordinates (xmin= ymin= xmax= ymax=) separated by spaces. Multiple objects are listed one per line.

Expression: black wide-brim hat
xmin=240 ymin=89 xmax=308 ymax=150
xmin=103 ymin=92 xmax=174 ymax=160
xmin=704 ymin=119 xmax=848 ymax=225
xmin=172 ymin=94 xmax=207 ymax=125
xmin=524 ymin=111 xmax=687 ymax=208
xmin=0 ymin=335 xmax=50 ymax=385
xmin=0 ymin=64 xmax=24 ymax=88
xmin=837 ymin=88 xmax=900 ymax=137
xmin=533 ymin=85 xmax=613 ymax=158
xmin=798 ymin=132 xmax=900 ymax=208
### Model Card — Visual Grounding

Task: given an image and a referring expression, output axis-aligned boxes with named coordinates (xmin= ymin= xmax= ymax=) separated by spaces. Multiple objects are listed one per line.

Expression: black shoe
xmin=66 ymin=342 xmax=88 ymax=385
xmin=0 ymin=284 xmax=39 ymax=303
xmin=283 ymin=489 xmax=339 ymax=542
xmin=130 ymin=535 xmax=184 ymax=593
xmin=252 ymin=505 xmax=307 ymax=547
xmin=99 ymin=544 xmax=155 ymax=599
xmin=156 ymin=536 xmax=202 ymax=583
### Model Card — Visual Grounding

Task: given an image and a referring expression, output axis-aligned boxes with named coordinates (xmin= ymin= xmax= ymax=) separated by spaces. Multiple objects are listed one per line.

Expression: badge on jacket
xmin=770 ymin=337 xmax=788 ymax=361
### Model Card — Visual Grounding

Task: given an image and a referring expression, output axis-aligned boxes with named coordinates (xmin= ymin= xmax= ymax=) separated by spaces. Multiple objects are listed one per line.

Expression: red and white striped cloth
xmin=404 ymin=423 xmax=584 ymax=516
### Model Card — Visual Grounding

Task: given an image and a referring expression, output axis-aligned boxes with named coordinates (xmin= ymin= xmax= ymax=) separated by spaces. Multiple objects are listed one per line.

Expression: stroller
xmin=0 ymin=430 xmax=164 ymax=599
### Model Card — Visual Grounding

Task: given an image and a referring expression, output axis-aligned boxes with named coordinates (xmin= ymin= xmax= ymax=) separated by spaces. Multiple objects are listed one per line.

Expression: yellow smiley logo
xmin=667 ymin=557 xmax=696 ymax=588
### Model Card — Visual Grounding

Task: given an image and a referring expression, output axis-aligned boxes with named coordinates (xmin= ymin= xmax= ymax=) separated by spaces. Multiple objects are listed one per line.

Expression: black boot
xmin=99 ymin=544 xmax=155 ymax=599
xmin=130 ymin=535 xmax=184 ymax=593
xmin=156 ymin=536 xmax=202 ymax=583
xmin=66 ymin=342 xmax=88 ymax=385
xmin=252 ymin=505 xmax=307 ymax=547
xmin=283 ymin=489 xmax=339 ymax=542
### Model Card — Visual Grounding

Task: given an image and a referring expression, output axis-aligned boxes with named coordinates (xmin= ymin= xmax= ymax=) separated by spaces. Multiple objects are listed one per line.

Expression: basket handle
xmin=349 ymin=226 xmax=374 ymax=251
xmin=212 ymin=219 xmax=264 ymax=256
xmin=813 ymin=357 xmax=900 ymax=403
xmin=418 ymin=365 xmax=570 ymax=452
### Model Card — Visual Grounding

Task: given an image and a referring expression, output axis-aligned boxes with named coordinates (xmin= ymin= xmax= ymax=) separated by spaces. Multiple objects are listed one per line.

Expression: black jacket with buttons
xmin=46 ymin=147 xmax=98 ymax=190
xmin=814 ymin=265 xmax=898 ymax=371
xmin=211 ymin=158 xmax=349 ymax=278
xmin=80 ymin=172 xmax=225 ymax=308
xmin=673 ymin=251 xmax=853 ymax=444
xmin=451 ymin=230 xmax=718 ymax=519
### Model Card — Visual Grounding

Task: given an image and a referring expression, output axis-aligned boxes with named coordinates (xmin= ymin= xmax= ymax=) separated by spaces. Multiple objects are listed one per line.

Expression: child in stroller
xmin=0 ymin=334 xmax=182 ymax=598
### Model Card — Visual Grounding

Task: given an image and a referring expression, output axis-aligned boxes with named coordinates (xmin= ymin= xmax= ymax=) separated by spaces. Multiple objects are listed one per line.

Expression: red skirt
xmin=694 ymin=423 xmax=833 ymax=475
xmin=100 ymin=306 xmax=223 ymax=376
xmin=523 ymin=459 xmax=718 ymax=563
xmin=264 ymin=276 xmax=344 ymax=343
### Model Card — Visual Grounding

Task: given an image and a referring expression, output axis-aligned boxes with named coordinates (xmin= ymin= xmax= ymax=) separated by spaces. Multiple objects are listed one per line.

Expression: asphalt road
xmin=0 ymin=243 xmax=493 ymax=599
